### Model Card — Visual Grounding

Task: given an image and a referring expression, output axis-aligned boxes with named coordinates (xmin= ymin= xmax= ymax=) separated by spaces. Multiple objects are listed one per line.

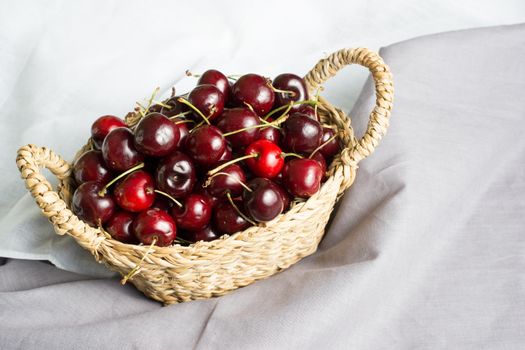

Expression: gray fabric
xmin=2 ymin=24 xmax=525 ymax=349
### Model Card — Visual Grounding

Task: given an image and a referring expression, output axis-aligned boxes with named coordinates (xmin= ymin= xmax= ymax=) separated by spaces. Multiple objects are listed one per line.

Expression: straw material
xmin=16 ymin=48 xmax=393 ymax=304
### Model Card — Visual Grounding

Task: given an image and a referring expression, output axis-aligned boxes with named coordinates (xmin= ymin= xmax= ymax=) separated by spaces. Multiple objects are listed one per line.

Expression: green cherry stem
xmin=98 ymin=163 xmax=145 ymax=196
xmin=309 ymin=134 xmax=338 ymax=159
xmin=263 ymin=99 xmax=318 ymax=120
xmin=168 ymin=110 xmax=193 ymax=120
xmin=153 ymin=190 xmax=183 ymax=208
xmin=226 ymin=192 xmax=257 ymax=226
xmin=282 ymin=152 xmax=303 ymax=159
xmin=204 ymin=172 xmax=253 ymax=192
xmin=177 ymin=97 xmax=211 ymax=125
xmin=207 ymin=154 xmax=258 ymax=177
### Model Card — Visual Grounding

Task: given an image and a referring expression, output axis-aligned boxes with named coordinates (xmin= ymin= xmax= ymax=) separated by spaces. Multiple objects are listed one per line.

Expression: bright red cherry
xmin=114 ymin=170 xmax=155 ymax=212
xmin=91 ymin=115 xmax=126 ymax=149
xmin=318 ymin=127 xmax=340 ymax=159
xmin=217 ymin=108 xmax=260 ymax=148
xmin=171 ymin=194 xmax=212 ymax=231
xmin=73 ymin=150 xmax=113 ymax=185
xmin=283 ymin=159 xmax=323 ymax=198
xmin=206 ymin=164 xmax=247 ymax=198
xmin=282 ymin=113 xmax=322 ymax=153
xmin=72 ymin=181 xmax=115 ymax=226
xmin=102 ymin=127 xmax=144 ymax=172
xmin=132 ymin=208 xmax=177 ymax=246
xmin=243 ymin=178 xmax=284 ymax=222
xmin=244 ymin=140 xmax=284 ymax=178
xmin=180 ymin=225 xmax=220 ymax=243
xmin=198 ymin=70 xmax=231 ymax=102
xmin=105 ymin=211 xmax=137 ymax=243
xmin=134 ymin=113 xmax=180 ymax=157
xmin=232 ymin=74 xmax=275 ymax=115
xmin=188 ymin=84 xmax=225 ymax=122
xmin=185 ymin=125 xmax=226 ymax=167
xmin=272 ymin=74 xmax=309 ymax=111
xmin=156 ymin=151 xmax=196 ymax=198
xmin=213 ymin=200 xmax=252 ymax=235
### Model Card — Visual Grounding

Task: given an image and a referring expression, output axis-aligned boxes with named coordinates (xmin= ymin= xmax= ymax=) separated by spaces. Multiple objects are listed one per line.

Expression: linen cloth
xmin=1 ymin=23 xmax=524 ymax=349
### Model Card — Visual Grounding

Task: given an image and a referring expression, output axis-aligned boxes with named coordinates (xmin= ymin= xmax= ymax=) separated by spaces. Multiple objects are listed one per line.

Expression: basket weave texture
xmin=16 ymin=48 xmax=393 ymax=304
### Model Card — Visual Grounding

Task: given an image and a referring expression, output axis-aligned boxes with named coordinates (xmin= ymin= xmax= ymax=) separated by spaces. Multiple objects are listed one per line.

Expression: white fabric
xmin=1 ymin=0 xmax=524 ymax=277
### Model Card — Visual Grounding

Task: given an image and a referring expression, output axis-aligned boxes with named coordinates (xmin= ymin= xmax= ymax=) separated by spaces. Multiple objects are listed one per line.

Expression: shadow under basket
xmin=16 ymin=48 xmax=393 ymax=305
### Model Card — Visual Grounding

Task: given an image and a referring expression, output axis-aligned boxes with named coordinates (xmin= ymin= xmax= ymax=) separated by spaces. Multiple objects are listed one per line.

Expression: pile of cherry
xmin=72 ymin=70 xmax=340 ymax=247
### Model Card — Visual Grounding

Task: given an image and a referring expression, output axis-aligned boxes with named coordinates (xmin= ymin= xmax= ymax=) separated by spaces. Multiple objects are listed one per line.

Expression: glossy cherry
xmin=180 ymin=225 xmax=220 ymax=243
xmin=156 ymin=151 xmax=196 ymax=198
xmin=72 ymin=181 xmax=115 ymax=226
xmin=134 ymin=113 xmax=180 ymax=157
xmin=283 ymin=159 xmax=323 ymax=198
xmin=318 ymin=127 xmax=340 ymax=159
xmin=171 ymin=194 xmax=212 ymax=231
xmin=282 ymin=113 xmax=322 ymax=153
xmin=102 ymin=127 xmax=144 ymax=172
xmin=310 ymin=151 xmax=327 ymax=176
xmin=218 ymin=143 xmax=233 ymax=162
xmin=114 ymin=170 xmax=155 ymax=212
xmin=213 ymin=200 xmax=252 ymax=235
xmin=295 ymin=105 xmax=318 ymax=121
xmin=176 ymin=120 xmax=190 ymax=148
xmin=197 ymin=69 xmax=231 ymax=102
xmin=245 ymin=139 xmax=284 ymax=178
xmin=206 ymin=164 xmax=246 ymax=197
xmin=185 ymin=125 xmax=226 ymax=167
xmin=272 ymin=73 xmax=309 ymax=110
xmin=105 ymin=211 xmax=137 ymax=243
xmin=217 ymin=108 xmax=260 ymax=148
xmin=232 ymin=74 xmax=275 ymax=115
xmin=132 ymin=208 xmax=177 ymax=246
xmin=188 ymin=84 xmax=225 ymax=122
xmin=91 ymin=115 xmax=126 ymax=149
xmin=243 ymin=178 xmax=284 ymax=222
xmin=193 ymin=181 xmax=220 ymax=208
xmin=274 ymin=182 xmax=291 ymax=210
xmin=257 ymin=117 xmax=282 ymax=145
xmin=73 ymin=150 xmax=113 ymax=185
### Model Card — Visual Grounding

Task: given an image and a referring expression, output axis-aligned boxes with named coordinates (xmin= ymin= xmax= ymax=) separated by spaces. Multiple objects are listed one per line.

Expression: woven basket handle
xmin=304 ymin=48 xmax=394 ymax=164
xmin=16 ymin=145 xmax=101 ymax=251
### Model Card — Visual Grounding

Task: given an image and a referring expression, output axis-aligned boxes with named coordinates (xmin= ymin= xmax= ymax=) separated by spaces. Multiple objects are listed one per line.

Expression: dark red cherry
xmin=185 ymin=125 xmax=226 ymax=167
xmin=134 ymin=113 xmax=180 ymax=157
xmin=188 ymin=85 xmax=225 ymax=122
xmin=283 ymin=159 xmax=323 ymax=198
xmin=160 ymin=96 xmax=186 ymax=118
xmin=72 ymin=181 xmax=115 ymax=226
xmin=102 ymin=128 xmax=144 ymax=172
xmin=73 ymin=150 xmax=113 ymax=185
xmin=218 ymin=143 xmax=233 ymax=162
xmin=257 ymin=117 xmax=282 ymax=145
xmin=176 ymin=120 xmax=190 ymax=148
xmin=105 ymin=211 xmax=137 ymax=244
xmin=193 ymin=182 xmax=220 ymax=208
xmin=232 ymin=74 xmax=275 ymax=115
xmin=245 ymin=139 xmax=284 ymax=178
xmin=243 ymin=178 xmax=284 ymax=222
xmin=318 ymin=127 xmax=340 ymax=159
xmin=295 ymin=105 xmax=318 ymax=121
xmin=114 ymin=170 xmax=155 ymax=212
xmin=197 ymin=70 xmax=231 ymax=102
xmin=217 ymin=108 xmax=260 ymax=148
xmin=132 ymin=208 xmax=176 ymax=246
xmin=206 ymin=164 xmax=246 ymax=198
xmin=273 ymin=74 xmax=309 ymax=111
xmin=310 ymin=152 xmax=327 ymax=175
xmin=213 ymin=200 xmax=252 ymax=235
xmin=91 ymin=115 xmax=126 ymax=149
xmin=156 ymin=151 xmax=196 ymax=198
xmin=180 ymin=225 xmax=220 ymax=243
xmin=150 ymin=196 xmax=173 ymax=212
xmin=274 ymin=182 xmax=291 ymax=210
xmin=282 ymin=114 xmax=322 ymax=153
xmin=171 ymin=194 xmax=212 ymax=231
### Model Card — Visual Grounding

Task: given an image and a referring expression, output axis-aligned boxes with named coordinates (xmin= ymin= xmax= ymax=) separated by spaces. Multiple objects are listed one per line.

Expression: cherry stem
xmin=282 ymin=152 xmax=303 ymax=159
xmin=168 ymin=110 xmax=192 ymax=120
xmin=174 ymin=236 xmax=193 ymax=245
xmin=204 ymin=172 xmax=253 ymax=192
xmin=222 ymin=123 xmax=279 ymax=137
xmin=98 ymin=163 xmax=145 ymax=196
xmin=152 ymin=100 xmax=172 ymax=110
xmin=243 ymin=102 xmax=255 ymax=114
xmin=154 ymin=190 xmax=183 ymax=208
xmin=263 ymin=99 xmax=318 ymax=120
xmin=309 ymin=134 xmax=338 ymax=158
xmin=270 ymin=85 xmax=296 ymax=96
xmin=226 ymin=192 xmax=257 ymax=226
xmin=175 ymin=119 xmax=196 ymax=125
xmin=121 ymin=237 xmax=157 ymax=285
xmin=207 ymin=153 xmax=258 ymax=176
xmin=177 ymin=97 xmax=211 ymax=125
xmin=185 ymin=70 xmax=201 ymax=78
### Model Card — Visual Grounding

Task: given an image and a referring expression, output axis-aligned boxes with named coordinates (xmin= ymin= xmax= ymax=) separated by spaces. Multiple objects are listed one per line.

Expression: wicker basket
xmin=16 ymin=48 xmax=393 ymax=304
